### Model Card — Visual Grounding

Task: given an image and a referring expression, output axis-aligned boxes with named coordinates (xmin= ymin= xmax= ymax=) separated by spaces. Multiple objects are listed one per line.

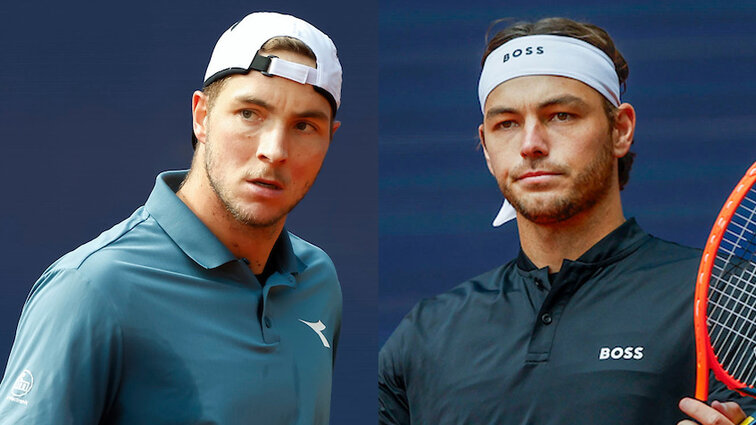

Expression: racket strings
xmin=708 ymin=188 xmax=756 ymax=386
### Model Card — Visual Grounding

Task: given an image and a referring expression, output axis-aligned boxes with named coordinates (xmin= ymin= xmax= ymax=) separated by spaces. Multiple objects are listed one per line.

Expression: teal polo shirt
xmin=0 ymin=170 xmax=342 ymax=424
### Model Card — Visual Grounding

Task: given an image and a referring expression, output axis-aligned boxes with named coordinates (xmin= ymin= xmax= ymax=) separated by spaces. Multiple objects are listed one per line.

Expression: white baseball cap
xmin=204 ymin=12 xmax=342 ymax=108
xmin=192 ymin=12 xmax=343 ymax=148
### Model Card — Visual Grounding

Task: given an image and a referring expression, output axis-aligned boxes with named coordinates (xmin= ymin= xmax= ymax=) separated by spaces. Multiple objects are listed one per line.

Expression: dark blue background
xmin=380 ymin=1 xmax=756 ymax=345
xmin=0 ymin=1 xmax=377 ymax=423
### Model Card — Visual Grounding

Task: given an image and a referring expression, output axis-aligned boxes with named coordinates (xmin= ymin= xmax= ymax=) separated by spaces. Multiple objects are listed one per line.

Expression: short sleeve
xmin=379 ymin=320 xmax=413 ymax=425
xmin=0 ymin=268 xmax=123 ymax=424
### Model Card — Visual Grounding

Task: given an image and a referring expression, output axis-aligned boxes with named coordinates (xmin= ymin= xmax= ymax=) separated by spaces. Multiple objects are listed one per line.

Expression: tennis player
xmin=0 ymin=12 xmax=342 ymax=424
xmin=379 ymin=17 xmax=755 ymax=424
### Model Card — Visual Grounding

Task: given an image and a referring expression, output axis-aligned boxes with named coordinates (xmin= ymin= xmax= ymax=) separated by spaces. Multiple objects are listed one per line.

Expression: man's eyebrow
xmin=485 ymin=95 xmax=591 ymax=120
xmin=296 ymin=110 xmax=330 ymax=122
xmin=538 ymin=94 xmax=589 ymax=109
xmin=233 ymin=96 xmax=274 ymax=111
xmin=485 ymin=106 xmax=518 ymax=121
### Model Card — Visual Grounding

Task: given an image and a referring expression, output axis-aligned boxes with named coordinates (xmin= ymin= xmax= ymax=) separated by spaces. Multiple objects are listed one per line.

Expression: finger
xmin=679 ymin=397 xmax=735 ymax=425
xmin=711 ymin=401 xmax=746 ymax=424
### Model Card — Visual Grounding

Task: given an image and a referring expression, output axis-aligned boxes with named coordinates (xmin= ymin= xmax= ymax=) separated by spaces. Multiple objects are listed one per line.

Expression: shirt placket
xmin=526 ymin=263 xmax=595 ymax=363
xmin=260 ymin=272 xmax=297 ymax=344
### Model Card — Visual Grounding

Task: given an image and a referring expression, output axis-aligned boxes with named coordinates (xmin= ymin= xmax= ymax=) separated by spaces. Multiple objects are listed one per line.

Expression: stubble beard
xmin=203 ymin=136 xmax=310 ymax=229
xmin=500 ymin=138 xmax=615 ymax=224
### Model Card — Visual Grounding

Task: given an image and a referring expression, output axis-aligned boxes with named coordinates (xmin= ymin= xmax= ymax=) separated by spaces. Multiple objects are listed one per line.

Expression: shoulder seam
xmin=70 ymin=211 xmax=151 ymax=271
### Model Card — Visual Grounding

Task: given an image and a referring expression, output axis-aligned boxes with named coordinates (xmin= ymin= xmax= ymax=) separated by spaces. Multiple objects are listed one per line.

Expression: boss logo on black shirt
xmin=599 ymin=346 xmax=644 ymax=360
xmin=502 ymin=46 xmax=544 ymax=63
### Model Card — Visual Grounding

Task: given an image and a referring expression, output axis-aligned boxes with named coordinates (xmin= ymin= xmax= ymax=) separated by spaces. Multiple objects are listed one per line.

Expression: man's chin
xmin=507 ymin=195 xmax=582 ymax=224
xmin=518 ymin=211 xmax=572 ymax=225
xmin=221 ymin=202 xmax=288 ymax=229
xmin=236 ymin=211 xmax=287 ymax=228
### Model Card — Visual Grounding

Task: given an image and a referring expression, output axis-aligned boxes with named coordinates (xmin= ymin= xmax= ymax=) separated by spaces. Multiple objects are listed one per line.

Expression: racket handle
xmin=739 ymin=416 xmax=755 ymax=425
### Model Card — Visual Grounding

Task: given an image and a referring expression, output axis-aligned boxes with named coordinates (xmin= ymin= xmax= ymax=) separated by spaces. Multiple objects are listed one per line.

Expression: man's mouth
xmin=515 ymin=170 xmax=560 ymax=181
xmin=249 ymin=179 xmax=283 ymax=190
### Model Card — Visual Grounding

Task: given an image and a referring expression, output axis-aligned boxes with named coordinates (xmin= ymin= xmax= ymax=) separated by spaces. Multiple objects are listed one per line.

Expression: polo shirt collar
xmin=144 ymin=170 xmax=304 ymax=274
xmin=269 ymin=227 xmax=307 ymax=275
xmin=145 ymin=170 xmax=235 ymax=269
xmin=516 ymin=218 xmax=650 ymax=272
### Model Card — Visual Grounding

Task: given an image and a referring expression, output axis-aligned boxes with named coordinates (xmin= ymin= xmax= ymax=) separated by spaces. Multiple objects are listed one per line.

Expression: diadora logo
xmin=299 ymin=319 xmax=331 ymax=349
xmin=6 ymin=369 xmax=33 ymax=406
xmin=599 ymin=346 xmax=644 ymax=360
xmin=502 ymin=46 xmax=544 ymax=63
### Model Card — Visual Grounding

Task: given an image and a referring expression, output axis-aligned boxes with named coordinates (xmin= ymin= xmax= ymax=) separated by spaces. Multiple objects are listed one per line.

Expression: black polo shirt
xmin=379 ymin=219 xmax=756 ymax=424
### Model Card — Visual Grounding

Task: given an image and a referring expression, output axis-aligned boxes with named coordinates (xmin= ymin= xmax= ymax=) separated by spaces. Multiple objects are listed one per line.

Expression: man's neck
xmin=176 ymin=173 xmax=283 ymax=275
xmin=517 ymin=192 xmax=626 ymax=273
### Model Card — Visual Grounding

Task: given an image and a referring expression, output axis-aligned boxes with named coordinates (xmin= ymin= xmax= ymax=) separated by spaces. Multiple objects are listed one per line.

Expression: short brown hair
xmin=483 ymin=17 xmax=635 ymax=190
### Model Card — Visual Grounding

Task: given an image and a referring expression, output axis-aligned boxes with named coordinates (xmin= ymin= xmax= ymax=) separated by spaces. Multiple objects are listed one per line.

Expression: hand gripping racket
xmin=695 ymin=161 xmax=756 ymax=424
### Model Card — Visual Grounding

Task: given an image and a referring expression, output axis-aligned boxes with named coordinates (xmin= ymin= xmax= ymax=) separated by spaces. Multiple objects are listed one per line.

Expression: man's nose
xmin=520 ymin=121 xmax=549 ymax=159
xmin=256 ymin=125 xmax=288 ymax=164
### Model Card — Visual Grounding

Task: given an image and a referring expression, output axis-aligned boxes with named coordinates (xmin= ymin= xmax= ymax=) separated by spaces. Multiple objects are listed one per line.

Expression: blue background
xmin=0 ymin=1 xmax=376 ymax=423
xmin=379 ymin=1 xmax=756 ymax=345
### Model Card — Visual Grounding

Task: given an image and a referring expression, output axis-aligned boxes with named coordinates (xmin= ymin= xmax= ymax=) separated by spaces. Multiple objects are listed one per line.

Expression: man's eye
xmin=241 ymin=110 xmax=256 ymax=119
xmin=554 ymin=112 xmax=571 ymax=121
xmin=497 ymin=120 xmax=517 ymax=129
xmin=295 ymin=122 xmax=314 ymax=131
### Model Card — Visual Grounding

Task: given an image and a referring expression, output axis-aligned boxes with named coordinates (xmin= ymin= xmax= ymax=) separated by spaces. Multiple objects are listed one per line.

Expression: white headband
xmin=479 ymin=34 xmax=620 ymax=113
xmin=479 ymin=35 xmax=621 ymax=226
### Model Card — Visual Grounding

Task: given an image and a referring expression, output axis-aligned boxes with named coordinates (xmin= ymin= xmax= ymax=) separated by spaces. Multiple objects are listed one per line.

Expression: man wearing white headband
xmin=379 ymin=17 xmax=755 ymax=424
xmin=0 ymin=12 xmax=342 ymax=424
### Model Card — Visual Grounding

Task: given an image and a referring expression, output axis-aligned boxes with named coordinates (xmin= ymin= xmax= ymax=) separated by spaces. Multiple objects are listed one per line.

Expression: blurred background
xmin=380 ymin=0 xmax=756 ymax=344
xmin=0 ymin=1 xmax=377 ymax=423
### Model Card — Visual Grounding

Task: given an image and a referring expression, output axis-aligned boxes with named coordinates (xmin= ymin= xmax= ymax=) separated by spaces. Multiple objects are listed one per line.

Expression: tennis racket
xmin=694 ymin=161 xmax=756 ymax=424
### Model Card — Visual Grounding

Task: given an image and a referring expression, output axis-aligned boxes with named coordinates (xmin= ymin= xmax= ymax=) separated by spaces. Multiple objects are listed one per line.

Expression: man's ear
xmin=479 ymin=123 xmax=495 ymax=176
xmin=192 ymin=90 xmax=209 ymax=145
xmin=612 ymin=102 xmax=636 ymax=158
xmin=330 ymin=120 xmax=341 ymax=140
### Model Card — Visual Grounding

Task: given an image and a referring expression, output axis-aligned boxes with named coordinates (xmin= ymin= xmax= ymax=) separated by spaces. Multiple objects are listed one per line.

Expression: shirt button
xmin=533 ymin=278 xmax=543 ymax=289
xmin=264 ymin=316 xmax=272 ymax=328
xmin=541 ymin=313 xmax=553 ymax=325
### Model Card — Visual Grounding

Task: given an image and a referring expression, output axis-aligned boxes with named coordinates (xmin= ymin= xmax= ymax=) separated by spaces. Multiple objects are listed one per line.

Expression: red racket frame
xmin=695 ymin=161 xmax=756 ymax=400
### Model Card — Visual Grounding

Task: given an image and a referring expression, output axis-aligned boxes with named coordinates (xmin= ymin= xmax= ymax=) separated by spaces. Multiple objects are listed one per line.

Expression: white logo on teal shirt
xmin=299 ymin=319 xmax=331 ymax=348
xmin=6 ymin=369 xmax=33 ymax=406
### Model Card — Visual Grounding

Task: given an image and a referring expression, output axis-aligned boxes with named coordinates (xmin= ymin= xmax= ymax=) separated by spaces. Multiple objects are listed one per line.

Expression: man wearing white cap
xmin=379 ymin=17 xmax=755 ymax=424
xmin=0 ymin=12 xmax=342 ymax=424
